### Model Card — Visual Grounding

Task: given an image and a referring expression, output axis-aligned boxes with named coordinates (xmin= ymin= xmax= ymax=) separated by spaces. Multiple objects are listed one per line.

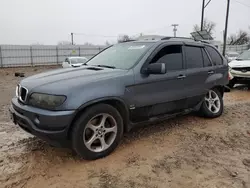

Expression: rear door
xmin=183 ymin=44 xmax=216 ymax=108
xmin=205 ymin=45 xmax=228 ymax=86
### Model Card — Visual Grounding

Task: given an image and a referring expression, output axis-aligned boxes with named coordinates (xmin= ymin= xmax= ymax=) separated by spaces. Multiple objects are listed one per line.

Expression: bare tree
xmin=193 ymin=18 xmax=216 ymax=37
xmin=228 ymin=30 xmax=250 ymax=45
xmin=117 ymin=35 xmax=131 ymax=43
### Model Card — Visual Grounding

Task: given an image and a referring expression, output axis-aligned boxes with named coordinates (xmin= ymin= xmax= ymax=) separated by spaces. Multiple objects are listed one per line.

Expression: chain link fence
xmin=0 ymin=43 xmax=249 ymax=68
xmin=0 ymin=45 xmax=105 ymax=67
xmin=217 ymin=43 xmax=250 ymax=54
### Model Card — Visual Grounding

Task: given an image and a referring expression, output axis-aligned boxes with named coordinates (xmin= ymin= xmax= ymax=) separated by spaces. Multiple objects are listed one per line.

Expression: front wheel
xmin=199 ymin=88 xmax=223 ymax=118
xmin=71 ymin=104 xmax=123 ymax=160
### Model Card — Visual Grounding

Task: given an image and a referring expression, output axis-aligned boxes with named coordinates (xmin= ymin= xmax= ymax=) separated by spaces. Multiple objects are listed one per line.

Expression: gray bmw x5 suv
xmin=10 ymin=37 xmax=229 ymax=160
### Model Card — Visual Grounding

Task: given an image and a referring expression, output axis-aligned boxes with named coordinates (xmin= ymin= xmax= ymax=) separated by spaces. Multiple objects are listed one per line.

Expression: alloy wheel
xmin=83 ymin=113 xmax=117 ymax=152
xmin=205 ymin=90 xmax=221 ymax=114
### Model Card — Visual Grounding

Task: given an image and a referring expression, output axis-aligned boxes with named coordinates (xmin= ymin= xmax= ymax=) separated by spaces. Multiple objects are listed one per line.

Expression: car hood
xmin=21 ymin=66 xmax=128 ymax=91
xmin=229 ymin=60 xmax=250 ymax=68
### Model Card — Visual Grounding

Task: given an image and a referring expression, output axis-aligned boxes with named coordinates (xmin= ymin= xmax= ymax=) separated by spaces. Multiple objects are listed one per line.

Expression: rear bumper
xmin=9 ymin=97 xmax=76 ymax=147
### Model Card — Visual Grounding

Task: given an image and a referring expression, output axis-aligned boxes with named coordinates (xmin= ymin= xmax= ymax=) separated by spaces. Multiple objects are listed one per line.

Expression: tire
xmin=199 ymin=88 xmax=223 ymax=118
xmin=71 ymin=104 xmax=123 ymax=160
xmin=227 ymin=80 xmax=235 ymax=88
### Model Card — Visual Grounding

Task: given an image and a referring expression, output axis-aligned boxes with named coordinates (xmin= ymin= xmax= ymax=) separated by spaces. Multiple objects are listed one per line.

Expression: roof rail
xmin=195 ymin=39 xmax=211 ymax=44
xmin=161 ymin=37 xmax=194 ymax=41
xmin=161 ymin=36 xmax=212 ymax=44
xmin=119 ymin=39 xmax=137 ymax=43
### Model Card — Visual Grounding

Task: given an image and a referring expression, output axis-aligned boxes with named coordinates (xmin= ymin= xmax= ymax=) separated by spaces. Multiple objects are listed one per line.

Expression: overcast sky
xmin=1 ymin=0 xmax=250 ymax=45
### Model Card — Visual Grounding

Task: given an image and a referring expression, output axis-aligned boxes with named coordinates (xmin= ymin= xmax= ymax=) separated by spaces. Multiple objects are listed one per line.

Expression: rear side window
xmin=151 ymin=45 xmax=183 ymax=71
xmin=185 ymin=46 xmax=203 ymax=69
xmin=202 ymin=49 xmax=212 ymax=67
xmin=205 ymin=46 xmax=223 ymax=65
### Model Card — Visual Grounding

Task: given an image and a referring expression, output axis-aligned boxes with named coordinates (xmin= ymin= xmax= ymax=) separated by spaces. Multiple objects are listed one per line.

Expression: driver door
xmin=129 ymin=43 xmax=189 ymax=122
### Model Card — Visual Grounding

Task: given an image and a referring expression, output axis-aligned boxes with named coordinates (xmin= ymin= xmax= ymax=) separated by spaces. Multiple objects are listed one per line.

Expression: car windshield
xmin=237 ymin=50 xmax=250 ymax=60
xmin=70 ymin=58 xmax=87 ymax=64
xmin=86 ymin=42 xmax=154 ymax=69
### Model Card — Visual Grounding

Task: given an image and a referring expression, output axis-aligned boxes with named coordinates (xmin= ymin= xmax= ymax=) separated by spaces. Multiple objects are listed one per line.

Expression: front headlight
xmin=29 ymin=93 xmax=66 ymax=109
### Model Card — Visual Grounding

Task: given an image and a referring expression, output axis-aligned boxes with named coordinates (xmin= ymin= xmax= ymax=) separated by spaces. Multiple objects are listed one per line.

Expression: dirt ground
xmin=0 ymin=67 xmax=250 ymax=188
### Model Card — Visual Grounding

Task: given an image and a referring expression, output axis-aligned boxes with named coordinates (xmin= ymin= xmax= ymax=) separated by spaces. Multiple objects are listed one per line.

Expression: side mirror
xmin=144 ymin=63 xmax=166 ymax=74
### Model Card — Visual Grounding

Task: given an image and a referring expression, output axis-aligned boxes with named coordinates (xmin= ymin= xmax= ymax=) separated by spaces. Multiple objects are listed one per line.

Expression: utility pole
xmin=171 ymin=24 xmax=179 ymax=37
xmin=71 ymin=33 xmax=74 ymax=45
xmin=223 ymin=0 xmax=230 ymax=56
xmin=200 ymin=0 xmax=212 ymax=31
xmin=201 ymin=0 xmax=205 ymax=31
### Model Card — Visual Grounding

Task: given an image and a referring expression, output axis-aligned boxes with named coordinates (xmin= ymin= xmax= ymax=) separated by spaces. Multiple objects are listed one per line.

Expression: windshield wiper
xmin=94 ymin=65 xmax=116 ymax=69
xmin=236 ymin=58 xmax=243 ymax=61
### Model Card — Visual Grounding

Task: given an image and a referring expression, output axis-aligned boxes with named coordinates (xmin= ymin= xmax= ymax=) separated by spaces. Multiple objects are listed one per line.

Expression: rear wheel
xmin=199 ymin=88 xmax=223 ymax=118
xmin=227 ymin=79 xmax=235 ymax=88
xmin=71 ymin=104 xmax=123 ymax=160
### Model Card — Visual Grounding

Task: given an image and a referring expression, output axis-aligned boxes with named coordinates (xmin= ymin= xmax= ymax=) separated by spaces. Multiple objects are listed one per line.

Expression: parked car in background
xmin=62 ymin=56 xmax=88 ymax=68
xmin=228 ymin=49 xmax=250 ymax=88
xmin=225 ymin=51 xmax=239 ymax=62
xmin=10 ymin=37 xmax=229 ymax=160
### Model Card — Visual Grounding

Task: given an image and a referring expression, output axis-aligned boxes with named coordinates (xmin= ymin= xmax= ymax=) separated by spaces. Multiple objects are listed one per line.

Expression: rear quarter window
xmin=205 ymin=46 xmax=223 ymax=65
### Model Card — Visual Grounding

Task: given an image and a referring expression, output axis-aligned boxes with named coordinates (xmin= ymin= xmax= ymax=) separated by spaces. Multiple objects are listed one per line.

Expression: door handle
xmin=177 ymin=75 xmax=186 ymax=79
xmin=208 ymin=70 xmax=214 ymax=74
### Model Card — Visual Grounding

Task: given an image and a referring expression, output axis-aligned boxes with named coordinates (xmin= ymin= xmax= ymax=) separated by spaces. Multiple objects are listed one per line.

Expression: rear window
xmin=205 ymin=46 xmax=223 ymax=65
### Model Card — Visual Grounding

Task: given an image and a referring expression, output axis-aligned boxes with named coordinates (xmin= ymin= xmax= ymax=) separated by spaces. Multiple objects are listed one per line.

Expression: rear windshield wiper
xmin=94 ymin=65 xmax=116 ymax=69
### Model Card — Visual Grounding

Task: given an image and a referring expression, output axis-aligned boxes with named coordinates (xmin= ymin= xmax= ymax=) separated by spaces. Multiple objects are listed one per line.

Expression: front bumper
xmin=230 ymin=69 xmax=250 ymax=79
xmin=9 ymin=97 xmax=76 ymax=147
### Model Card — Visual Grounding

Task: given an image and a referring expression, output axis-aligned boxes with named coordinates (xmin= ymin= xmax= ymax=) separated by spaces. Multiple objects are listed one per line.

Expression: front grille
xmin=232 ymin=67 xmax=250 ymax=72
xmin=17 ymin=85 xmax=28 ymax=102
xmin=20 ymin=87 xmax=27 ymax=101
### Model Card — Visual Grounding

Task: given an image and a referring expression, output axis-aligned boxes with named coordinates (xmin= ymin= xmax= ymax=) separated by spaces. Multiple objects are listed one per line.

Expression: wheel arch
xmin=67 ymin=97 xmax=130 ymax=139
xmin=212 ymin=85 xmax=225 ymax=97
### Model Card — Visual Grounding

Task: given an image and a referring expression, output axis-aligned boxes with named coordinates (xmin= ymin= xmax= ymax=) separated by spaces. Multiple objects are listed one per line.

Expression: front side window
xmin=86 ymin=42 xmax=154 ymax=69
xmin=185 ymin=46 xmax=203 ymax=69
xmin=205 ymin=46 xmax=223 ymax=65
xmin=150 ymin=45 xmax=183 ymax=71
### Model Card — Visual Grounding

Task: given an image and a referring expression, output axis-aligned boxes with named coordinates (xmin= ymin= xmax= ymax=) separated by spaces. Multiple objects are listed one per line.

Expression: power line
xmin=73 ymin=33 xmax=117 ymax=38
xmin=231 ymin=0 xmax=250 ymax=8
xmin=72 ymin=25 xmax=173 ymax=42
xmin=201 ymin=0 xmax=212 ymax=31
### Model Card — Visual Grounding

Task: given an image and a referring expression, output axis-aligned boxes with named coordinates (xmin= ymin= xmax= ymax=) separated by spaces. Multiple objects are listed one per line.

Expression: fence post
xmin=0 ymin=46 xmax=3 ymax=68
xmin=56 ymin=46 xmax=59 ymax=65
xmin=79 ymin=46 xmax=81 ymax=56
xmin=30 ymin=46 xmax=33 ymax=66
